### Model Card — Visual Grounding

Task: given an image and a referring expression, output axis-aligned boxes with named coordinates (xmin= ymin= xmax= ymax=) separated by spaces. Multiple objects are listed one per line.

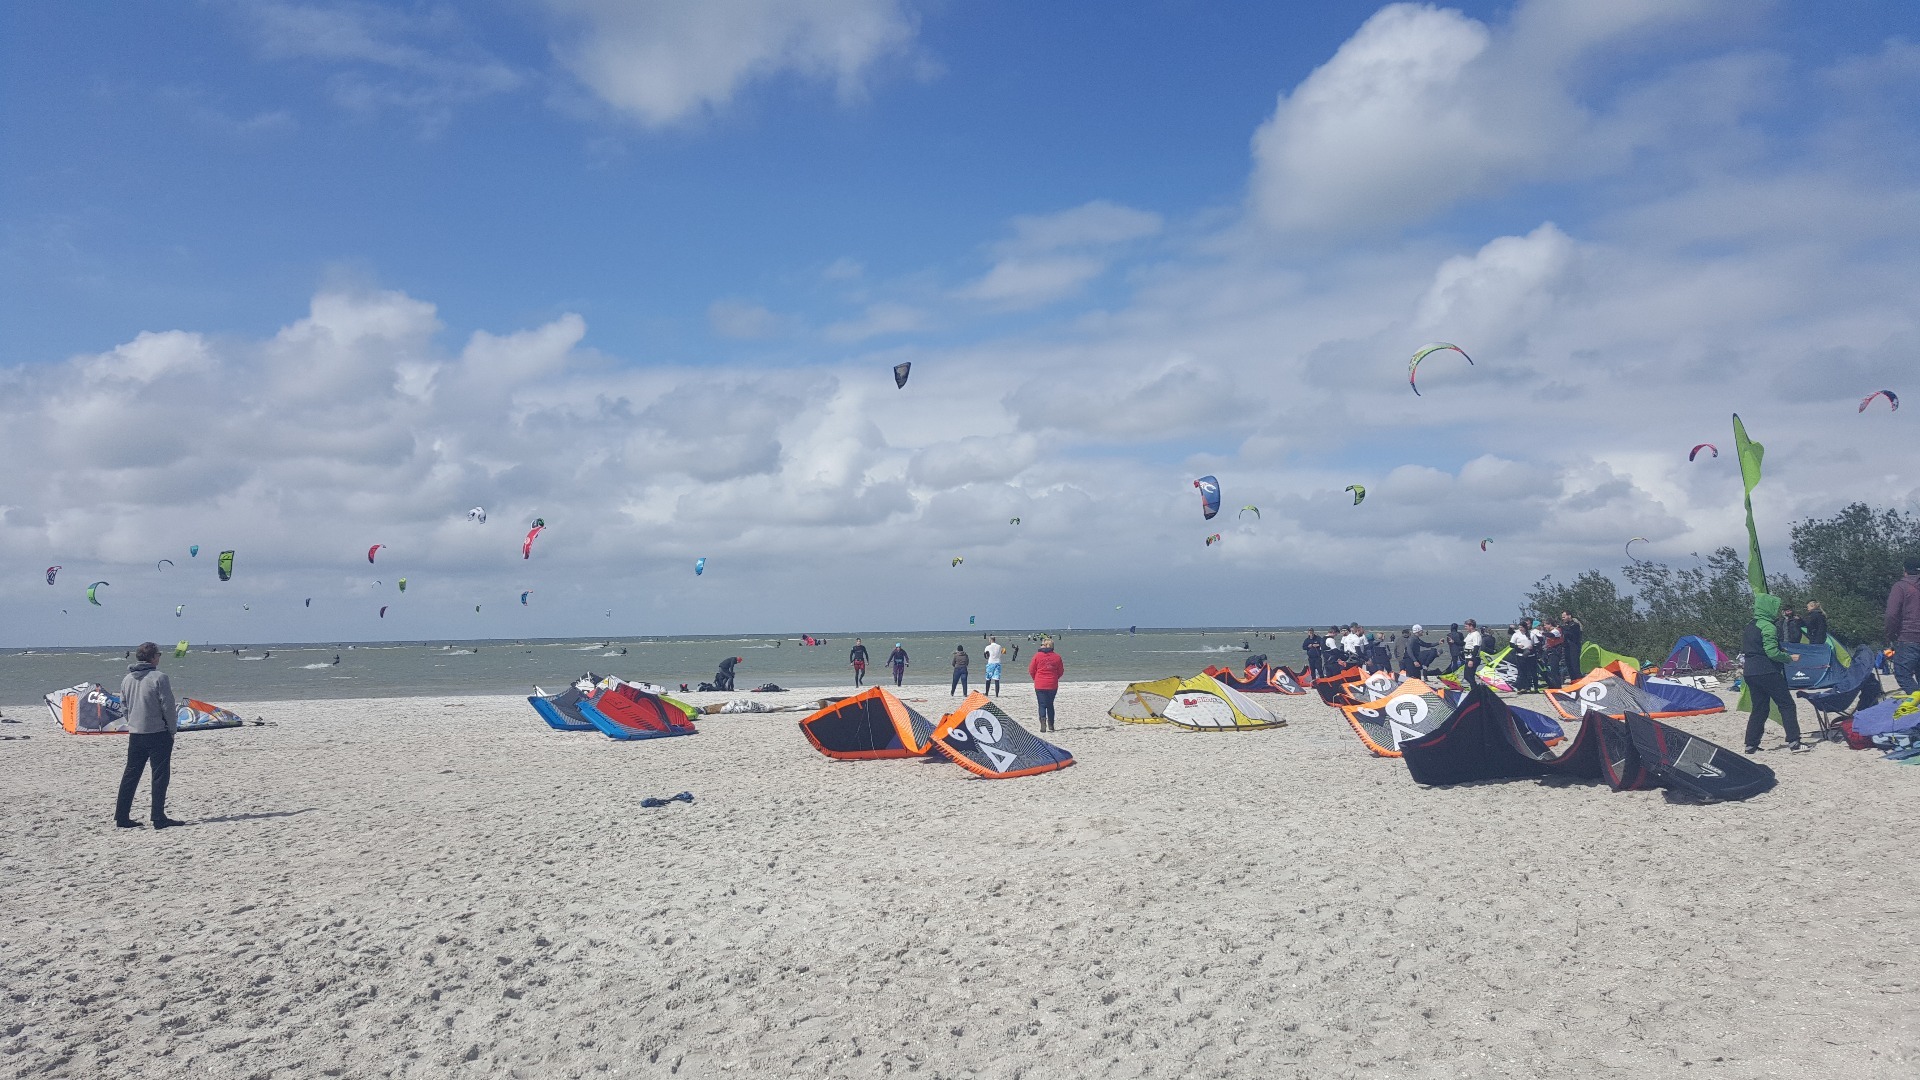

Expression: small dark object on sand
xmin=640 ymin=792 xmax=694 ymax=809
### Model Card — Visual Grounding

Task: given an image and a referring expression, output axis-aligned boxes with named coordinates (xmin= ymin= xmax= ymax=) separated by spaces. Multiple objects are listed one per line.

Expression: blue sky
xmin=2 ymin=0 xmax=1917 ymax=645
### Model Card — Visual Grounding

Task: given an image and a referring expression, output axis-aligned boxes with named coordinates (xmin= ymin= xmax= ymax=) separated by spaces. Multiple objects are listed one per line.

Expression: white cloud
xmin=823 ymin=302 xmax=926 ymax=343
xmin=1248 ymin=0 xmax=1734 ymax=233
xmin=959 ymin=201 xmax=1163 ymax=309
xmin=707 ymin=299 xmax=793 ymax=340
xmin=238 ymin=1 xmax=522 ymax=124
xmin=544 ymin=0 xmax=918 ymax=127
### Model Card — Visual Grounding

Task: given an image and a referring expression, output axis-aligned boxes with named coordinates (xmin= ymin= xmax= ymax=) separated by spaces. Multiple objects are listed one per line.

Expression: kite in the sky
xmin=694 ymin=558 xmax=706 ymax=576
xmin=1194 ymin=476 xmax=1221 ymax=520
xmin=467 ymin=506 xmax=487 ymax=523
xmin=1205 ymin=534 xmax=1222 ymax=547
xmin=175 ymin=605 xmax=184 ymax=617
xmin=1009 ymin=517 xmax=1021 ymax=525
xmin=372 ymin=580 xmax=381 ymax=588
xmin=969 ymin=616 xmax=976 ymax=625
xmin=379 ymin=606 xmax=387 ymax=618
xmin=217 ymin=550 xmax=235 ymax=582
xmin=87 ymin=581 xmax=109 ymax=605
xmin=398 ymin=578 xmax=407 ymax=593
xmin=475 ymin=605 xmax=481 ymax=613
xmin=522 ymin=519 xmax=545 ymax=559
xmin=189 ymin=545 xmax=199 ymax=557
xmin=951 ymin=556 xmax=965 ymax=567
xmin=1626 ymin=537 xmax=1650 ymax=559
xmin=1860 ymin=389 xmax=1900 ymax=413
xmin=156 ymin=559 xmax=173 ymax=572
xmin=893 ymin=362 xmax=911 ymax=389
xmin=1239 ymin=506 xmax=1260 ymax=520
xmin=367 ymin=544 xmax=385 ymax=564
xmin=520 ymin=590 xmax=533 ymax=605
xmin=1689 ymin=443 xmax=1718 ymax=461
xmin=45 ymin=566 xmax=59 ymax=585
xmin=1408 ymin=342 xmax=1473 ymax=396
xmin=1479 ymin=538 xmax=1493 ymax=552
xmin=1345 ymin=484 xmax=1367 ymax=505
xmin=305 ymin=598 xmax=311 ymax=607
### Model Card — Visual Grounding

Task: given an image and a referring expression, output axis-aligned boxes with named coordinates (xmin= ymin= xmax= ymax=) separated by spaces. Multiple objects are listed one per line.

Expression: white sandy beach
xmin=3 ymin=680 xmax=1918 ymax=1079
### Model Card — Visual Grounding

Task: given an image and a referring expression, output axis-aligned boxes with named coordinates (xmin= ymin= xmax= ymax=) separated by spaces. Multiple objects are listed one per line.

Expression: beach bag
xmin=1837 ymin=718 xmax=1875 ymax=751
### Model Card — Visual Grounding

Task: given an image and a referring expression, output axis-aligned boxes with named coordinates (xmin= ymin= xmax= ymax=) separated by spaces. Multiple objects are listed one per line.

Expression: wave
xmin=300 ymin=663 xmax=333 ymax=670
xmin=1146 ymin=646 xmax=1248 ymax=654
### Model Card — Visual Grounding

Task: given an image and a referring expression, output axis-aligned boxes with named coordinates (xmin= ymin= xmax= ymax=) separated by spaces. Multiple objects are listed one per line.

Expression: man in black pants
xmin=1743 ymin=594 xmax=1806 ymax=753
xmin=116 ymin=641 xmax=184 ymax=829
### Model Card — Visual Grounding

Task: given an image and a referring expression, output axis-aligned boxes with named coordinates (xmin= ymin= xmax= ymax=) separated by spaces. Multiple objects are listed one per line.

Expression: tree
xmin=1789 ymin=503 xmax=1920 ymax=644
xmin=1525 ymin=570 xmax=1643 ymax=654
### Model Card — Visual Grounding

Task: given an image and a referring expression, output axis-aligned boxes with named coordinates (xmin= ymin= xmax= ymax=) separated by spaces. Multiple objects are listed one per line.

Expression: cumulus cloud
xmin=707 ymin=299 xmax=794 ymax=340
xmin=544 ymin=0 xmax=919 ymax=127
xmin=1248 ymin=0 xmax=1732 ymax=233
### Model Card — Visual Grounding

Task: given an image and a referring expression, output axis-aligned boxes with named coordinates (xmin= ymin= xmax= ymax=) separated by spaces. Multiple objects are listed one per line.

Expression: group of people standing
xmin=1301 ymin=614 xmax=1585 ymax=691
xmin=847 ymin=635 xmax=1064 ymax=732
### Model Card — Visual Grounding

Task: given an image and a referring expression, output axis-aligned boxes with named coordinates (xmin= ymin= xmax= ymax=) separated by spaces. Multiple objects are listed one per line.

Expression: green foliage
xmin=1526 ymin=503 xmax=1919 ymax=656
xmin=1789 ymin=503 xmax=1920 ymax=644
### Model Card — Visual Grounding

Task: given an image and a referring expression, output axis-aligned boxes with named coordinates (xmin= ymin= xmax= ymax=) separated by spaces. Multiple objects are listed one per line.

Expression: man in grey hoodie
xmin=116 ymin=641 xmax=184 ymax=828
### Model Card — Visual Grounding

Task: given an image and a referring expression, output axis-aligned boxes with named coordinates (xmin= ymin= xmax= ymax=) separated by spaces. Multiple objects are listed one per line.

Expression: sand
xmin=3 ymin=679 xmax=1918 ymax=1079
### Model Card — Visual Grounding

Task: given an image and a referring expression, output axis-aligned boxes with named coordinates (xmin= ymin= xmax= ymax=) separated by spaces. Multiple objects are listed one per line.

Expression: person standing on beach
xmin=1444 ymin=623 xmax=1465 ymax=675
xmin=1029 ymin=637 xmax=1064 ymax=732
xmin=1803 ymin=601 xmax=1828 ymax=647
xmin=1744 ymin=593 xmax=1806 ymax=753
xmin=1302 ymin=629 xmax=1324 ymax=678
xmin=1461 ymin=620 xmax=1483 ymax=683
xmin=983 ymin=636 xmax=1003 ymax=696
xmin=1559 ymin=611 xmax=1584 ymax=676
xmin=1886 ymin=556 xmax=1920 ymax=691
xmin=1509 ymin=623 xmax=1538 ymax=693
xmin=1782 ymin=606 xmax=1804 ymax=647
xmin=950 ymin=645 xmax=971 ymax=696
xmin=849 ymin=639 xmax=869 ymax=687
xmin=887 ymin=643 xmax=910 ymax=687
xmin=116 ymin=642 xmax=183 ymax=829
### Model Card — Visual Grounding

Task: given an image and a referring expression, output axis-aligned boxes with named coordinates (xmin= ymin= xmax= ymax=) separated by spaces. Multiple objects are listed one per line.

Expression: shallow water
xmin=0 ymin=628 xmax=1320 ymax=706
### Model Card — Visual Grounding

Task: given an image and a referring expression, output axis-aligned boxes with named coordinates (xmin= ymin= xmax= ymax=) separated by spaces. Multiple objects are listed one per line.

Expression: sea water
xmin=0 ymin=628 xmax=1320 ymax=706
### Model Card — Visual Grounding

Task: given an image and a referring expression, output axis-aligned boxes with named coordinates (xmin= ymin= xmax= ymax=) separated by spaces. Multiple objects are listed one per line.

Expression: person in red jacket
xmin=1028 ymin=637 xmax=1065 ymax=732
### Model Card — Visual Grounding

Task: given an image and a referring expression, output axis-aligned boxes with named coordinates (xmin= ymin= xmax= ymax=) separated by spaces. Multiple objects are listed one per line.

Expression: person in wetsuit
xmin=714 ymin=656 xmax=742 ymax=692
xmin=887 ymin=643 xmax=909 ymax=687
xmin=849 ymin=639 xmax=869 ymax=687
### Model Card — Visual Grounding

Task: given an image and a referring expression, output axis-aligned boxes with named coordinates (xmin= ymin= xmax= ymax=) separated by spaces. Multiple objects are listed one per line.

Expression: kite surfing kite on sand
xmin=1408 ymin=342 xmax=1472 ymax=395
xmin=1194 ymin=476 xmax=1220 ymax=520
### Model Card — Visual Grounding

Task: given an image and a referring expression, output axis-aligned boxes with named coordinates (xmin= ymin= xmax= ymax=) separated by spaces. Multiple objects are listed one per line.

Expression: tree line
xmin=1525 ymin=503 xmax=1919 ymax=660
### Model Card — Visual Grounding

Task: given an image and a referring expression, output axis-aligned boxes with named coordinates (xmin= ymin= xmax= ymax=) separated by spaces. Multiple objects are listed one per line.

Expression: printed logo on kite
xmin=1193 ymin=475 xmax=1221 ymax=520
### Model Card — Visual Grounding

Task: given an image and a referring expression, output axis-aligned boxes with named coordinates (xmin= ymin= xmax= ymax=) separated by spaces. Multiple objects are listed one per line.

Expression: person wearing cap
xmin=887 ymin=642 xmax=910 ymax=687
xmin=1028 ymin=637 xmax=1065 ymax=732
xmin=1887 ymin=556 xmax=1920 ymax=691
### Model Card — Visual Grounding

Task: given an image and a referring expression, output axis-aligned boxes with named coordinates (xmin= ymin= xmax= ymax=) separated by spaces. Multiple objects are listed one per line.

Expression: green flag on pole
xmin=1731 ymin=414 xmax=1766 ymax=595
